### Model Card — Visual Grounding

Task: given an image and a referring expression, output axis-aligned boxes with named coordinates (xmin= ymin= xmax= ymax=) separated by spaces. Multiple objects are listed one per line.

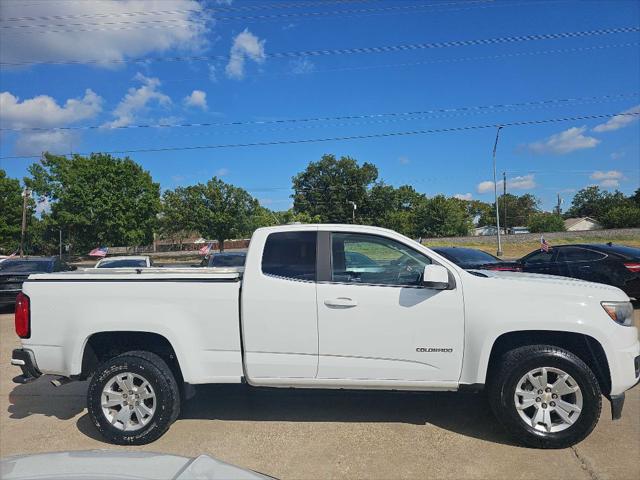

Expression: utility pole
xmin=20 ymin=188 xmax=31 ymax=257
xmin=59 ymin=228 xmax=63 ymax=259
xmin=503 ymin=171 xmax=507 ymax=235
xmin=492 ymin=127 xmax=503 ymax=256
xmin=555 ymin=194 xmax=562 ymax=216
xmin=347 ymin=201 xmax=357 ymax=223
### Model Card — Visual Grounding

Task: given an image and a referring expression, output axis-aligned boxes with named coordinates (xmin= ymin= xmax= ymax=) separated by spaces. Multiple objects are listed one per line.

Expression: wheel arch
xmin=484 ymin=330 xmax=611 ymax=396
xmin=80 ymin=331 xmax=184 ymax=385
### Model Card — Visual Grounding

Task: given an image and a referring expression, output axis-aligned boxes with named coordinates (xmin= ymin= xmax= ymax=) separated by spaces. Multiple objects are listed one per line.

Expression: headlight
xmin=601 ymin=301 xmax=634 ymax=327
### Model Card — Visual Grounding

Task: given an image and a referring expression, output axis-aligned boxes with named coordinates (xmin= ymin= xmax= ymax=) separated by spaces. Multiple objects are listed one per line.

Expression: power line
xmin=0 ymin=1 xmax=492 ymax=30
xmin=2 ymin=111 xmax=638 ymax=160
xmin=0 ymin=0 xmax=381 ymax=21
xmin=155 ymin=42 xmax=638 ymax=83
xmin=3 ymin=25 xmax=637 ymax=66
xmin=4 ymin=92 xmax=636 ymax=133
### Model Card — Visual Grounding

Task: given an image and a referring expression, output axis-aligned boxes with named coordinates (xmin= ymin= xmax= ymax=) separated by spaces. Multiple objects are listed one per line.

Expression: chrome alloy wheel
xmin=101 ymin=372 xmax=156 ymax=431
xmin=514 ymin=367 xmax=583 ymax=433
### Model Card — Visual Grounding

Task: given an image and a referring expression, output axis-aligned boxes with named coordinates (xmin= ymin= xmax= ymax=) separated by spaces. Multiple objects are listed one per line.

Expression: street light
xmin=346 ymin=201 xmax=357 ymax=223
xmin=20 ymin=188 xmax=31 ymax=257
xmin=492 ymin=127 xmax=503 ymax=257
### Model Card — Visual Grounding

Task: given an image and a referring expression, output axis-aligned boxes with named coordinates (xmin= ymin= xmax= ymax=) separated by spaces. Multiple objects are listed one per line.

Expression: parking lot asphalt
xmin=1 ymin=310 xmax=639 ymax=480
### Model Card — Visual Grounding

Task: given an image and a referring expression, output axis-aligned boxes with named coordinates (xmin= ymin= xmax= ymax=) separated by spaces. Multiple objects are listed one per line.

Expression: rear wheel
xmin=87 ymin=350 xmax=180 ymax=445
xmin=488 ymin=345 xmax=601 ymax=449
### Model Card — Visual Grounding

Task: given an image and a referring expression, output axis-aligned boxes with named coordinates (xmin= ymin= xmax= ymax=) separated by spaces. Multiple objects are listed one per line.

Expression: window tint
xmin=262 ymin=231 xmax=317 ymax=281
xmin=332 ymin=233 xmax=430 ymax=286
xmin=97 ymin=259 xmax=148 ymax=268
xmin=0 ymin=260 xmax=53 ymax=273
xmin=557 ymin=247 xmax=606 ymax=262
xmin=210 ymin=253 xmax=246 ymax=267
xmin=524 ymin=250 xmax=554 ymax=264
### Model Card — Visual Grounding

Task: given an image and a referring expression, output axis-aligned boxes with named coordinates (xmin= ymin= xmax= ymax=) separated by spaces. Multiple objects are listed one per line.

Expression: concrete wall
xmin=421 ymin=228 xmax=640 ymax=246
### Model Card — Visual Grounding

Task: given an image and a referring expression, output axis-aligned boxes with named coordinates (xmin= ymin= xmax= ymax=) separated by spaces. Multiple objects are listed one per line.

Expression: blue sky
xmin=1 ymin=0 xmax=639 ymax=212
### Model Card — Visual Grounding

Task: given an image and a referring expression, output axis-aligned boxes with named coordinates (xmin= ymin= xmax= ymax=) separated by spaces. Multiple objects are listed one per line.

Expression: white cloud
xmin=216 ymin=167 xmax=229 ymax=176
xmin=0 ymin=89 xmax=102 ymax=129
xmin=454 ymin=193 xmax=472 ymax=201
xmin=102 ymin=73 xmax=171 ymax=128
xmin=592 ymin=104 xmax=640 ymax=132
xmin=477 ymin=175 xmax=536 ymax=194
xmin=398 ymin=156 xmax=410 ymax=165
xmin=590 ymin=170 xmax=623 ymax=188
xmin=0 ymin=0 xmax=209 ymax=67
xmin=183 ymin=90 xmax=207 ymax=110
xmin=476 ymin=181 xmax=495 ymax=194
xmin=289 ymin=58 xmax=315 ymax=75
xmin=527 ymin=126 xmax=600 ymax=155
xmin=0 ymin=89 xmax=102 ymax=156
xmin=225 ymin=28 xmax=266 ymax=79
xmin=14 ymin=130 xmax=77 ymax=157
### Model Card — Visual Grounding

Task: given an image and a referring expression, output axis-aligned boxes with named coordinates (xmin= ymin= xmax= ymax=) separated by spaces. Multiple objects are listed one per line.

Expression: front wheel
xmin=87 ymin=350 xmax=181 ymax=445
xmin=488 ymin=345 xmax=602 ymax=449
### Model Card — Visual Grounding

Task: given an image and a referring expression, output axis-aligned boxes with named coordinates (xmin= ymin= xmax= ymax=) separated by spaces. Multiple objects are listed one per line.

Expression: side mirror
xmin=422 ymin=264 xmax=449 ymax=290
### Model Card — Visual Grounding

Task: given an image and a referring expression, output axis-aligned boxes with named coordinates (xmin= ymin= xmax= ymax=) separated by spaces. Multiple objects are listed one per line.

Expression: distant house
xmin=564 ymin=217 xmax=602 ymax=232
xmin=474 ymin=225 xmax=499 ymax=236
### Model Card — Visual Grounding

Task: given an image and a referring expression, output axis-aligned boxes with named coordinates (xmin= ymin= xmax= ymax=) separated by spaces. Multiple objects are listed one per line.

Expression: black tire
xmin=488 ymin=345 xmax=601 ymax=449
xmin=87 ymin=350 xmax=181 ymax=445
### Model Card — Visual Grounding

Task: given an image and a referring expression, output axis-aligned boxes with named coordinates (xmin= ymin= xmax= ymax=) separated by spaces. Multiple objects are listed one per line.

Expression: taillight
xmin=15 ymin=292 xmax=30 ymax=339
xmin=624 ymin=262 xmax=640 ymax=273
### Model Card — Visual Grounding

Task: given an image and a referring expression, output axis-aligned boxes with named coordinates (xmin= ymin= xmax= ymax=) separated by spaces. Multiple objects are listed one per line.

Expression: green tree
xmin=415 ymin=195 xmax=472 ymax=238
xmin=0 ymin=169 xmax=28 ymax=253
xmin=600 ymin=205 xmax=640 ymax=228
xmin=630 ymin=188 xmax=640 ymax=208
xmin=565 ymin=186 xmax=628 ymax=219
xmin=479 ymin=193 xmax=540 ymax=227
xmin=26 ymin=153 xmax=161 ymax=253
xmin=292 ymin=154 xmax=378 ymax=223
xmin=159 ymin=187 xmax=201 ymax=247
xmin=366 ymin=184 xmax=425 ymax=237
xmin=187 ymin=177 xmax=259 ymax=251
xmin=528 ymin=212 xmax=566 ymax=233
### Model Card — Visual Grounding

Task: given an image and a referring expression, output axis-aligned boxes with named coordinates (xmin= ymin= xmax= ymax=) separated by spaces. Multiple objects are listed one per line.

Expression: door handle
xmin=324 ymin=297 xmax=358 ymax=308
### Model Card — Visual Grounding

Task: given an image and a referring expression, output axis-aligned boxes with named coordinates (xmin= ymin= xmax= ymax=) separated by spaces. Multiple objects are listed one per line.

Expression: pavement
xmin=1 ymin=309 xmax=639 ymax=480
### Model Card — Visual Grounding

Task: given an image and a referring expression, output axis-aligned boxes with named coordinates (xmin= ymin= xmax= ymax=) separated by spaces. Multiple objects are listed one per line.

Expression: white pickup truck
xmin=11 ymin=224 xmax=640 ymax=448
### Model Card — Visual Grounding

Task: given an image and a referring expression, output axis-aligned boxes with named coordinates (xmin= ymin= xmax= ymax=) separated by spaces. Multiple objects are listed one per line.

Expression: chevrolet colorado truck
xmin=11 ymin=224 xmax=640 ymax=448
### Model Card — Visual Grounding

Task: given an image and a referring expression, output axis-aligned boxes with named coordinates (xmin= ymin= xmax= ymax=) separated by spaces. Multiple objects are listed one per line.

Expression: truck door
xmin=241 ymin=229 xmax=319 ymax=381
xmin=316 ymin=231 xmax=464 ymax=384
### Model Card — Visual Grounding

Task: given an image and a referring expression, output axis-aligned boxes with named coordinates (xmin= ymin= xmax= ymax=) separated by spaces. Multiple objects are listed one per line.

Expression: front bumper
xmin=11 ymin=349 xmax=41 ymax=383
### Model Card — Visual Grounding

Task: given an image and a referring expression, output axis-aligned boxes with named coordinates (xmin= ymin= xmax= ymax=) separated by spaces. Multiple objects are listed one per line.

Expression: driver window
xmin=331 ymin=232 xmax=430 ymax=287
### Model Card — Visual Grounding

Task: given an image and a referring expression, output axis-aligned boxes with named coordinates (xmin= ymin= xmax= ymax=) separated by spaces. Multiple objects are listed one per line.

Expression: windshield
xmin=97 ymin=259 xmax=147 ymax=268
xmin=0 ymin=260 xmax=53 ymax=273
xmin=435 ymin=248 xmax=499 ymax=265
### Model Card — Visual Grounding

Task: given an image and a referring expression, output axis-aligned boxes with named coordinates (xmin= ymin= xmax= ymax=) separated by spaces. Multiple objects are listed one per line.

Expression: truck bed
xmin=22 ymin=268 xmax=244 ymax=384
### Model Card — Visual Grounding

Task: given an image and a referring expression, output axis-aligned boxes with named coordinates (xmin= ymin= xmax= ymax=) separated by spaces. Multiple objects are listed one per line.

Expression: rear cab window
xmin=261 ymin=231 xmax=317 ymax=281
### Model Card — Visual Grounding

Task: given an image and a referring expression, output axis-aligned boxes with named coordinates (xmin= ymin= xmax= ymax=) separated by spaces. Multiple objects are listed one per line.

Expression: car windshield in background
xmin=210 ymin=254 xmax=246 ymax=267
xmin=97 ymin=259 xmax=147 ymax=268
xmin=435 ymin=248 xmax=500 ymax=265
xmin=0 ymin=260 xmax=53 ymax=273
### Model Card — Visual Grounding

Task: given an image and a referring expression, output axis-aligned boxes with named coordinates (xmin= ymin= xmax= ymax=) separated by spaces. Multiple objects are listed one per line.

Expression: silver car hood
xmin=0 ymin=451 xmax=273 ymax=480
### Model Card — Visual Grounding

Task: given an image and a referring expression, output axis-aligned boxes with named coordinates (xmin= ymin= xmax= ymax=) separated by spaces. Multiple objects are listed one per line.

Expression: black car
xmin=519 ymin=243 xmax=640 ymax=300
xmin=0 ymin=257 xmax=75 ymax=307
xmin=199 ymin=251 xmax=247 ymax=268
xmin=431 ymin=247 xmax=522 ymax=272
